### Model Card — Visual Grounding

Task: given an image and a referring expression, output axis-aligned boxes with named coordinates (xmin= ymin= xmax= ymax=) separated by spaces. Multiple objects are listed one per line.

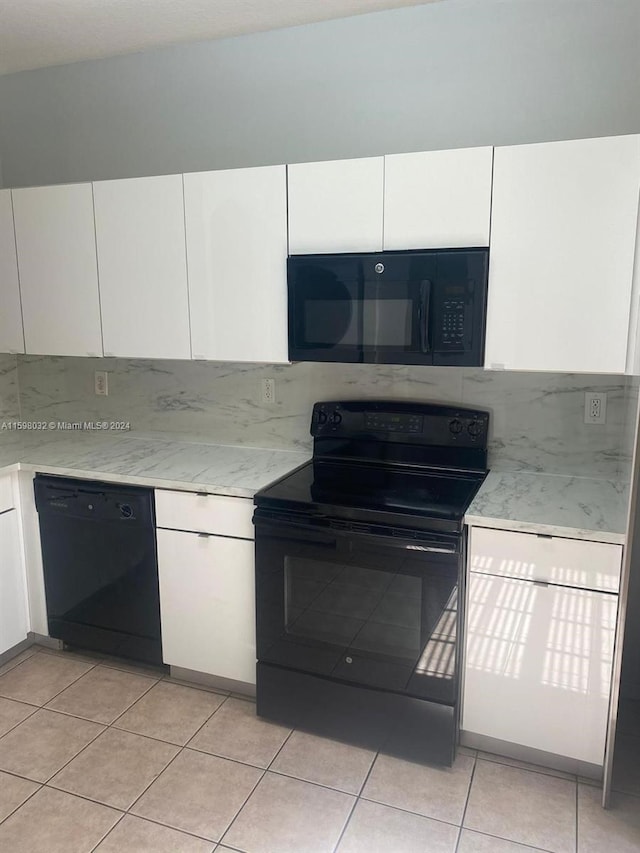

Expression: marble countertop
xmin=0 ymin=432 xmax=310 ymax=498
xmin=466 ymin=470 xmax=629 ymax=544
xmin=0 ymin=433 xmax=629 ymax=541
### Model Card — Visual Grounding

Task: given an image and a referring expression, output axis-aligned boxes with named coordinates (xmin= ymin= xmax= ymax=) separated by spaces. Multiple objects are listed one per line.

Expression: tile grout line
xmin=87 ymin=810 xmax=127 ymax=853
xmin=454 ymin=749 xmax=477 ymax=853
xmin=103 ymin=672 xmax=170 ymax=730
xmin=264 ymin=723 xmax=295 ymax=773
xmin=114 ymin=691 xmax=239 ymax=839
xmin=214 ymin=724 xmax=297 ymax=849
xmin=50 ymin=670 xmax=161 ymax=719
xmin=40 ymin=711 xmax=108 ymax=786
xmin=331 ymin=747 xmax=381 ymax=853
xmin=64 ymin=674 xmax=228 ymax=749
xmin=356 ymin=791 xmax=466 ymax=831
xmin=118 ymin=745 xmax=186 ymax=817
xmin=39 ymin=644 xmax=167 ymax=681
xmin=1 ymin=661 xmax=161 ymax=791
xmin=0 ymin=701 xmax=40 ymax=741
xmin=0 ymin=781 xmax=44 ymax=828
xmin=0 ymin=650 xmax=101 ymax=710
xmin=455 ymin=826 xmax=557 ymax=853
xmin=214 ymin=764 xmax=267 ymax=849
xmin=0 ymin=645 xmax=40 ymax=677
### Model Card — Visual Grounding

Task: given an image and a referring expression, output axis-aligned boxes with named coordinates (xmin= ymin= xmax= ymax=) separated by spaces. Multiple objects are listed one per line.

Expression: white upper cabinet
xmin=288 ymin=156 xmax=384 ymax=254
xmin=0 ymin=190 xmax=24 ymax=354
xmin=94 ymin=174 xmax=191 ymax=359
xmin=383 ymin=147 xmax=493 ymax=250
xmin=184 ymin=165 xmax=288 ymax=363
xmin=485 ymin=135 xmax=640 ymax=373
xmin=12 ymin=183 xmax=102 ymax=357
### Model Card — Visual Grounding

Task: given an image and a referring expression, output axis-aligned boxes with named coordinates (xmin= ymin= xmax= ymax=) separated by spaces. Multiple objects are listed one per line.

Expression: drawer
xmin=469 ymin=526 xmax=621 ymax=593
xmin=155 ymin=489 xmax=254 ymax=540
xmin=0 ymin=476 xmax=15 ymax=515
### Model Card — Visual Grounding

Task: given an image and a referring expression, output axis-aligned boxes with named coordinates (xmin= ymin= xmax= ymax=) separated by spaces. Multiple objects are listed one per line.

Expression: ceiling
xmin=0 ymin=0 xmax=443 ymax=75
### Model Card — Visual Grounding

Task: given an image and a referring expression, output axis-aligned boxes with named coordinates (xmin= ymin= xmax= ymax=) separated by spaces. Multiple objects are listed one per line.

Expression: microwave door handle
xmin=419 ymin=280 xmax=432 ymax=353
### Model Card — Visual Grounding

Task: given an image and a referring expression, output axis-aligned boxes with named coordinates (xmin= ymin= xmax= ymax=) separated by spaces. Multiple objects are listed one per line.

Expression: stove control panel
xmin=448 ymin=416 xmax=488 ymax=442
xmin=364 ymin=412 xmax=423 ymax=434
xmin=312 ymin=401 xmax=489 ymax=449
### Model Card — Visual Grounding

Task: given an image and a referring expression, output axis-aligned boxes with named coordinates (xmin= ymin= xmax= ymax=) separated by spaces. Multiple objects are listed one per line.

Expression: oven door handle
xmin=346 ymin=534 xmax=459 ymax=555
xmin=254 ymin=512 xmax=459 ymax=555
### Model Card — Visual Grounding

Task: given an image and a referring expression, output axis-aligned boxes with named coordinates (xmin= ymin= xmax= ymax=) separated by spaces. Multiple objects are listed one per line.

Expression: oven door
xmin=254 ymin=511 xmax=462 ymax=705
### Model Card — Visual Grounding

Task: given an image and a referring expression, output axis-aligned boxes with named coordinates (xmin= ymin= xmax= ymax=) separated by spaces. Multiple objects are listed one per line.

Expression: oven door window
xmin=256 ymin=523 xmax=460 ymax=703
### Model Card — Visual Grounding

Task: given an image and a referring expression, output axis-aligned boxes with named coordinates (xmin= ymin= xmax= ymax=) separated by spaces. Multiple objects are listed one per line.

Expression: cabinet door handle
xmin=196 ymin=492 xmax=209 ymax=497
xmin=532 ymin=580 xmax=549 ymax=587
xmin=198 ymin=532 xmax=211 ymax=538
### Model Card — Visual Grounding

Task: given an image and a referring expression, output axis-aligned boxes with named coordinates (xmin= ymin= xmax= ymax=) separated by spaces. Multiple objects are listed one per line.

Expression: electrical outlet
xmin=584 ymin=392 xmax=606 ymax=424
xmin=95 ymin=371 xmax=109 ymax=396
xmin=261 ymin=378 xmax=276 ymax=405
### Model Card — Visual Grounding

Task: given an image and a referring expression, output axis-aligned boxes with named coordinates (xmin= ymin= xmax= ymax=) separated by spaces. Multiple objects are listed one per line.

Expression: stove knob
xmin=467 ymin=420 xmax=483 ymax=437
xmin=329 ymin=411 xmax=342 ymax=425
xmin=449 ymin=418 xmax=463 ymax=435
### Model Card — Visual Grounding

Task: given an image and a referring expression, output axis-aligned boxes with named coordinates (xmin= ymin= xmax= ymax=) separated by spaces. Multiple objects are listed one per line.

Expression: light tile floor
xmin=0 ymin=645 xmax=639 ymax=853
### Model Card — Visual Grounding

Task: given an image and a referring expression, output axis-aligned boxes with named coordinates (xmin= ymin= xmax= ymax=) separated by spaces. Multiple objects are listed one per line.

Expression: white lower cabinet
xmin=0 ymin=508 xmax=29 ymax=655
xmin=156 ymin=526 xmax=256 ymax=684
xmin=463 ymin=528 xmax=620 ymax=766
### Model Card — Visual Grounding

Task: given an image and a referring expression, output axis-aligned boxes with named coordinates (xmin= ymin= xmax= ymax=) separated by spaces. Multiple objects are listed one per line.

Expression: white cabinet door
xmin=184 ymin=166 xmax=288 ymax=363
xmin=0 ymin=190 xmax=24 ymax=354
xmin=288 ymin=157 xmax=384 ymax=254
xmin=0 ymin=509 xmax=29 ymax=654
xmin=463 ymin=573 xmax=617 ymax=765
xmin=157 ymin=528 xmax=256 ymax=684
xmin=383 ymin=147 xmax=493 ymax=250
xmin=485 ymin=135 xmax=640 ymax=373
xmin=12 ymin=183 xmax=103 ymax=357
xmin=94 ymin=175 xmax=191 ymax=359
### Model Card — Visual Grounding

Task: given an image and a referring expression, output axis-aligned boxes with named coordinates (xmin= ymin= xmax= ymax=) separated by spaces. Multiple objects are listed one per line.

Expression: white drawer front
xmin=0 ymin=476 xmax=15 ymax=515
xmin=155 ymin=489 xmax=254 ymax=540
xmin=470 ymin=527 xmax=621 ymax=593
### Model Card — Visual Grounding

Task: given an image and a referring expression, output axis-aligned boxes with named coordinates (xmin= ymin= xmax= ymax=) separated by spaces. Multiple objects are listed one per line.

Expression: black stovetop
xmin=256 ymin=458 xmax=486 ymax=522
xmin=255 ymin=400 xmax=490 ymax=533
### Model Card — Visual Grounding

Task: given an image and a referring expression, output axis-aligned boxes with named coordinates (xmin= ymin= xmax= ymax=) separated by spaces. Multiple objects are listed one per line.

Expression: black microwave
xmin=287 ymin=248 xmax=489 ymax=366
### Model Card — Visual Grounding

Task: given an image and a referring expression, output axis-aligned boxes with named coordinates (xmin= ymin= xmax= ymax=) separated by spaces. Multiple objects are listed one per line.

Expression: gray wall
xmin=0 ymin=0 xmax=639 ymax=187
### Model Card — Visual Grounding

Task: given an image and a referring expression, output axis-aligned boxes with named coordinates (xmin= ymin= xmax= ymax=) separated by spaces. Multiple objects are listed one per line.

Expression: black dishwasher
xmin=35 ymin=475 xmax=162 ymax=665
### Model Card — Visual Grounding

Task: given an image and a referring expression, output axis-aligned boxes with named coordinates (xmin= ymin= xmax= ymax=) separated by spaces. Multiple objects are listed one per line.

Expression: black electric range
xmin=253 ymin=400 xmax=489 ymax=766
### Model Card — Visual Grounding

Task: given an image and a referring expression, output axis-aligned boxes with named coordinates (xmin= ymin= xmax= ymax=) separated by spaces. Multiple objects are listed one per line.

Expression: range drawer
xmin=0 ymin=475 xmax=15 ymax=515
xmin=155 ymin=488 xmax=254 ymax=540
xmin=469 ymin=526 xmax=622 ymax=593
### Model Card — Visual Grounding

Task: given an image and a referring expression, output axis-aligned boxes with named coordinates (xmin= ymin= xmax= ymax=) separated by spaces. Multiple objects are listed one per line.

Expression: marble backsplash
xmin=14 ymin=355 xmax=634 ymax=479
xmin=0 ymin=354 xmax=20 ymax=422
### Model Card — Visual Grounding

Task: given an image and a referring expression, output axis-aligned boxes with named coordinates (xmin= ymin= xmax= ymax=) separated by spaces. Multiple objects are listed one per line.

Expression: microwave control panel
xmin=433 ymin=294 xmax=473 ymax=352
xmin=440 ymin=300 xmax=466 ymax=350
